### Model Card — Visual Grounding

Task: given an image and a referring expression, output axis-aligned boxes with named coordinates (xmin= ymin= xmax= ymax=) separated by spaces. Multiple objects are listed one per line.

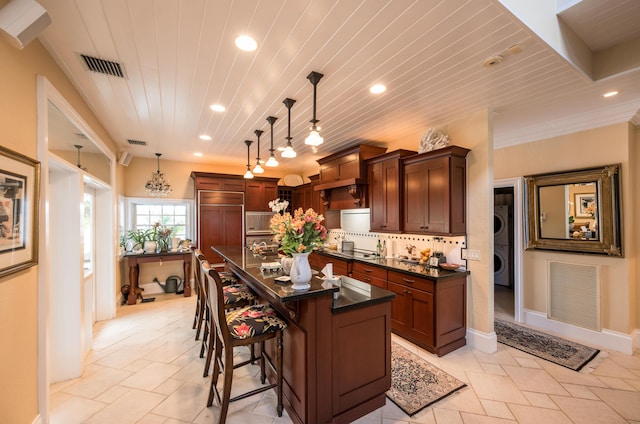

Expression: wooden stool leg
xmin=259 ymin=341 xmax=266 ymax=384
xmin=219 ymin=343 xmax=235 ymax=424
xmin=207 ymin=333 xmax=223 ymax=407
xmin=276 ymin=331 xmax=284 ymax=416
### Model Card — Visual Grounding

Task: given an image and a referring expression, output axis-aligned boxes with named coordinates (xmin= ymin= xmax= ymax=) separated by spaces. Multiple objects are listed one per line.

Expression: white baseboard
xmin=467 ymin=326 xmax=497 ymax=354
xmin=523 ymin=309 xmax=635 ymax=354
xmin=32 ymin=414 xmax=43 ymax=424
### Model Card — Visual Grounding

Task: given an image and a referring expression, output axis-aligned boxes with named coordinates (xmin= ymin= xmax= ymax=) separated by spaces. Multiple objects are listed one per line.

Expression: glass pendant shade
xmin=265 ymin=116 xmax=278 ymax=167
xmin=304 ymin=128 xmax=323 ymax=146
xmin=281 ymin=144 xmax=296 ymax=158
xmin=305 ymin=71 xmax=324 ymax=146
xmin=145 ymin=153 xmax=172 ymax=197
xmin=244 ymin=166 xmax=254 ymax=179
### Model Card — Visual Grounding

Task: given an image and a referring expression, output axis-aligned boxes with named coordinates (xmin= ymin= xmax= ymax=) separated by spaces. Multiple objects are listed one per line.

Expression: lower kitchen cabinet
xmin=387 ymin=270 xmax=466 ymax=356
xmin=352 ymin=261 xmax=387 ymax=289
xmin=314 ymin=253 xmax=350 ymax=276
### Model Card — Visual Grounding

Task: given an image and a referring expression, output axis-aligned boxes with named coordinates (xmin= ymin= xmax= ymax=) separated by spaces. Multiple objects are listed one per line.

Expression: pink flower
xmin=234 ymin=323 xmax=252 ymax=337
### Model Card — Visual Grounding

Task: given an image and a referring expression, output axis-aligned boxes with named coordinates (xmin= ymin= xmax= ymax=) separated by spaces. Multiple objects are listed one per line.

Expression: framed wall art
xmin=0 ymin=146 xmax=40 ymax=278
xmin=575 ymin=193 xmax=596 ymax=218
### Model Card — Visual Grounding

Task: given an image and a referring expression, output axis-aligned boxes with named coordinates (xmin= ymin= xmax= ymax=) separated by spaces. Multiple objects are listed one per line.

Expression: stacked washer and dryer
xmin=494 ymin=205 xmax=513 ymax=287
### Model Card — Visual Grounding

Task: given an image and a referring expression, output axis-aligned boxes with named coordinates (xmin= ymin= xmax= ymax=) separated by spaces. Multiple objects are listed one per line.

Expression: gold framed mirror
xmin=524 ymin=164 xmax=622 ymax=256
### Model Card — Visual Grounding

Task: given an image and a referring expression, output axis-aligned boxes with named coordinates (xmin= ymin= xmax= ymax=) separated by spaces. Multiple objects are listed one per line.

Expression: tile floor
xmin=50 ymin=292 xmax=640 ymax=423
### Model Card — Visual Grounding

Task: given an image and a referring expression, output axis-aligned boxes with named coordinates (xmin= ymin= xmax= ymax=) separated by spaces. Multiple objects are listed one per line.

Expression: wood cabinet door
xmin=387 ymin=281 xmax=410 ymax=334
xmin=406 ymin=288 xmax=434 ymax=346
xmin=403 ymin=161 xmax=425 ymax=233
xmin=319 ymin=162 xmax=338 ymax=183
xmin=244 ymin=181 xmax=264 ymax=211
xmin=423 ymin=156 xmax=447 ymax=233
xmin=263 ymin=182 xmax=278 ymax=207
xmin=368 ymin=161 xmax=385 ymax=230
xmin=199 ymin=205 xmax=243 ymax=263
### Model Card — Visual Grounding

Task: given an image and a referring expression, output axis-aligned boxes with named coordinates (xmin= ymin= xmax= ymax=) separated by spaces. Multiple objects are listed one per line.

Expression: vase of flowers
xmin=270 ymin=208 xmax=326 ymax=289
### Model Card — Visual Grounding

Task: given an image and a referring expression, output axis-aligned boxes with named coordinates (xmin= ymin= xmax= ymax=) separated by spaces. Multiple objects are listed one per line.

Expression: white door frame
xmin=494 ymin=177 xmax=524 ymax=323
xmin=37 ymin=76 xmax=117 ymax=422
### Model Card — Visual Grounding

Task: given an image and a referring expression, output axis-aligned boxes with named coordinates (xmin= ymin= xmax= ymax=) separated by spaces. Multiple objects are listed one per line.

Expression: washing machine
xmin=494 ymin=205 xmax=510 ymax=246
xmin=494 ymin=244 xmax=510 ymax=286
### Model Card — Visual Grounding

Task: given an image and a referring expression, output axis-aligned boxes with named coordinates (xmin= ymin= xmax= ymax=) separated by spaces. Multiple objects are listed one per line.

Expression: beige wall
xmin=495 ymin=123 xmax=637 ymax=333
xmin=0 ymin=38 xmax=118 ymax=423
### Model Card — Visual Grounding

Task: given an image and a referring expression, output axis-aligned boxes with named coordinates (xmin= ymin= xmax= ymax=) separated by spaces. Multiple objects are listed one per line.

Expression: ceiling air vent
xmin=127 ymin=139 xmax=147 ymax=146
xmin=80 ymin=54 xmax=125 ymax=78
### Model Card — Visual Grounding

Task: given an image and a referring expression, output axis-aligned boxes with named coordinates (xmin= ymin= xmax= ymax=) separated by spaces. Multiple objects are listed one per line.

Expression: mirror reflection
xmin=47 ymin=100 xmax=111 ymax=184
xmin=538 ymin=182 xmax=599 ymax=240
xmin=525 ymin=164 xmax=622 ymax=256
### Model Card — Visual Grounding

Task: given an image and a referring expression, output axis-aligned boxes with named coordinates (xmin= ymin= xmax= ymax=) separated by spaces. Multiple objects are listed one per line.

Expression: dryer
xmin=494 ymin=244 xmax=510 ymax=286
xmin=494 ymin=205 xmax=510 ymax=246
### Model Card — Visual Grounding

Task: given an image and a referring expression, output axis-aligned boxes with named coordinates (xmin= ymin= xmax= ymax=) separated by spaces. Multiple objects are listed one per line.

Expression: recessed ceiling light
xmin=370 ymin=84 xmax=387 ymax=94
xmin=199 ymin=134 xmax=212 ymax=141
xmin=235 ymin=35 xmax=257 ymax=52
xmin=210 ymin=104 xmax=226 ymax=112
xmin=602 ymin=90 xmax=619 ymax=98
xmin=482 ymin=55 xmax=504 ymax=68
xmin=193 ymin=152 xmax=203 ymax=157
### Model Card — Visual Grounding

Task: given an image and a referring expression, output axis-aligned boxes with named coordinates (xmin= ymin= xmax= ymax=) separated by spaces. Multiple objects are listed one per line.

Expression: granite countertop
xmin=316 ymin=249 xmax=470 ymax=280
xmin=211 ymin=246 xmax=394 ymax=311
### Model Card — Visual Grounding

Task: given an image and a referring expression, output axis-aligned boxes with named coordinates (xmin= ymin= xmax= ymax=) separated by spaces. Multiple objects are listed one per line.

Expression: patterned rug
xmin=495 ymin=318 xmax=600 ymax=371
xmin=386 ymin=342 xmax=466 ymax=416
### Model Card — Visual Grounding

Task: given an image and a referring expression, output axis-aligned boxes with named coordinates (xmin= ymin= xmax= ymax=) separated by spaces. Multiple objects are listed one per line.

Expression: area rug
xmin=386 ymin=342 xmax=466 ymax=416
xmin=495 ymin=318 xmax=600 ymax=371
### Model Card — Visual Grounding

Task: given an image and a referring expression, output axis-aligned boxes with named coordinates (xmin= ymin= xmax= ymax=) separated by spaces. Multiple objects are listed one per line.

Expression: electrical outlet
xmin=461 ymin=248 xmax=468 ymax=259
xmin=466 ymin=249 xmax=481 ymax=261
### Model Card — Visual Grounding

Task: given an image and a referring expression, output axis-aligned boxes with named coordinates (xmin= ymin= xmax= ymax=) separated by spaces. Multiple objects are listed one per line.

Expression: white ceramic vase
xmin=280 ymin=256 xmax=294 ymax=275
xmin=289 ymin=252 xmax=312 ymax=290
xmin=143 ymin=240 xmax=157 ymax=253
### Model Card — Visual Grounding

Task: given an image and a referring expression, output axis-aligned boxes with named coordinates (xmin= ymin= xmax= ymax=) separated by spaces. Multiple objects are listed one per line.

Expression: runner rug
xmin=386 ymin=342 xmax=466 ymax=416
xmin=495 ymin=318 xmax=600 ymax=371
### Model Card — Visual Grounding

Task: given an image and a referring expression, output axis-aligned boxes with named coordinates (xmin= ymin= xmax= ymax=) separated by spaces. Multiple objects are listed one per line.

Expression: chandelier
xmin=145 ymin=153 xmax=172 ymax=197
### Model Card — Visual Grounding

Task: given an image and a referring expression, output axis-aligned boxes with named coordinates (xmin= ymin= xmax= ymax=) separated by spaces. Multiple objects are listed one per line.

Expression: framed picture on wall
xmin=575 ymin=193 xmax=596 ymax=218
xmin=0 ymin=146 xmax=40 ymax=278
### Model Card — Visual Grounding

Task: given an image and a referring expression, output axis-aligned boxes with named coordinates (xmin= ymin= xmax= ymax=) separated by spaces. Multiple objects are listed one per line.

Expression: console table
xmin=125 ymin=251 xmax=192 ymax=305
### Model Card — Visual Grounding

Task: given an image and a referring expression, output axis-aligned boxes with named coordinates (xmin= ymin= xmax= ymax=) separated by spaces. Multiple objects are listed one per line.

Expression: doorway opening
xmin=493 ymin=178 xmax=524 ymax=323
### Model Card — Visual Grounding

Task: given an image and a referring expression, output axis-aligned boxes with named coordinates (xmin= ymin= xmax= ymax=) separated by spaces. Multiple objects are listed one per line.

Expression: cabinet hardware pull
xmin=402 ymin=278 xmax=415 ymax=283
xmin=406 ymin=291 xmax=412 ymax=295
xmin=364 ymin=268 xmax=373 ymax=272
xmin=363 ymin=277 xmax=370 ymax=282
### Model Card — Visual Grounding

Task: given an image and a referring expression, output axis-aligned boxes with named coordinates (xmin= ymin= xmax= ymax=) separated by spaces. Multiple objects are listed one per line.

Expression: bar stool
xmin=201 ymin=261 xmax=286 ymax=424
xmin=193 ymin=252 xmax=256 ymax=377
xmin=193 ymin=249 xmax=242 ymax=340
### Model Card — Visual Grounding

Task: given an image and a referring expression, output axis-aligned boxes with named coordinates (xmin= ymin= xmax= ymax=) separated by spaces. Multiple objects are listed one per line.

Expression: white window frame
xmin=125 ymin=197 xmax=194 ymax=241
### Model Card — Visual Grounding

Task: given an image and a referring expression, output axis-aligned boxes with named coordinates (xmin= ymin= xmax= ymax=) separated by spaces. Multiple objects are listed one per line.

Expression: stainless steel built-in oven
xmin=245 ymin=212 xmax=274 ymax=247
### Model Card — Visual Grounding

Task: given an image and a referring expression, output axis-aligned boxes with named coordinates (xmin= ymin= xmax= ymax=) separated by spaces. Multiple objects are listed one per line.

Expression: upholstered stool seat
xmin=219 ymin=271 xmax=239 ymax=285
xmin=225 ymin=304 xmax=287 ymax=339
xmin=222 ymin=284 xmax=256 ymax=305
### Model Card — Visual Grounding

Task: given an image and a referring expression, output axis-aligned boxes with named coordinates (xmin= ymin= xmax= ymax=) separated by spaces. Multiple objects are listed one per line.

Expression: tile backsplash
xmin=324 ymin=209 xmax=467 ymax=266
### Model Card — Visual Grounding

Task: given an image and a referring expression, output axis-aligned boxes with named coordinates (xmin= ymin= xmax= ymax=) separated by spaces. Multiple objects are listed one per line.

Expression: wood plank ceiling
xmin=37 ymin=0 xmax=640 ymax=175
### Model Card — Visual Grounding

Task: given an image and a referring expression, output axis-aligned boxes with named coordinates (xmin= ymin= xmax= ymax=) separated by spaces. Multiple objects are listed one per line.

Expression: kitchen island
xmin=212 ymin=245 xmax=395 ymax=424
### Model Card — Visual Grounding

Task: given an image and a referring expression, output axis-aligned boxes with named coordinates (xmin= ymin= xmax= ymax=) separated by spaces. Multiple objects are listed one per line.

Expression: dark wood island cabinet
xmin=212 ymin=246 xmax=395 ymax=424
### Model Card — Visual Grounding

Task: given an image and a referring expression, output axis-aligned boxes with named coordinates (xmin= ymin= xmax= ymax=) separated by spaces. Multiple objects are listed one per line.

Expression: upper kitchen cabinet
xmin=191 ymin=172 xmax=245 ymax=192
xmin=403 ymin=146 xmax=470 ymax=235
xmin=317 ymin=144 xmax=387 ymax=186
xmin=245 ymin=178 xmax=279 ymax=211
xmin=368 ymin=150 xmax=416 ymax=232
xmin=315 ymin=144 xmax=387 ymax=210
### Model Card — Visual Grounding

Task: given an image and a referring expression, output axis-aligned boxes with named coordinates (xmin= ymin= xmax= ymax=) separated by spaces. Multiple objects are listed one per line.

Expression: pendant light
xmin=304 ymin=71 xmax=324 ymax=146
xmin=244 ymin=140 xmax=254 ymax=178
xmin=281 ymin=98 xmax=297 ymax=158
xmin=74 ymin=144 xmax=87 ymax=170
xmin=253 ymin=129 xmax=264 ymax=174
xmin=145 ymin=153 xmax=172 ymax=197
xmin=265 ymin=116 xmax=279 ymax=167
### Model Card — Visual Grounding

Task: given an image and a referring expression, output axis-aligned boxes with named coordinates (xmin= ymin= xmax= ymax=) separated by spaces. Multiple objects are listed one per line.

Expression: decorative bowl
xmin=439 ymin=263 xmax=461 ymax=271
